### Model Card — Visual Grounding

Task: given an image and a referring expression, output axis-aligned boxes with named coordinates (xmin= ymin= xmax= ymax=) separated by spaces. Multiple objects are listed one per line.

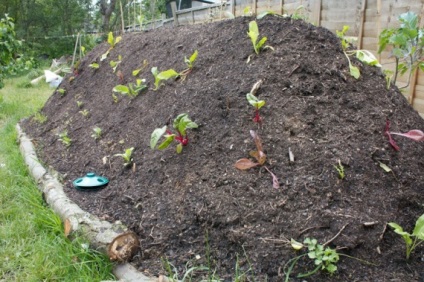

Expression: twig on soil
xmin=323 ymin=223 xmax=349 ymax=247
xmin=259 ymin=237 xmax=290 ymax=245
xmin=298 ymin=225 xmax=329 ymax=236
xmin=379 ymin=223 xmax=388 ymax=241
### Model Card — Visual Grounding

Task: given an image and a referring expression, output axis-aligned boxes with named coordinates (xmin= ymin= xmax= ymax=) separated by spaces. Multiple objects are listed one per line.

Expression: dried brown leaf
xmin=234 ymin=158 xmax=259 ymax=170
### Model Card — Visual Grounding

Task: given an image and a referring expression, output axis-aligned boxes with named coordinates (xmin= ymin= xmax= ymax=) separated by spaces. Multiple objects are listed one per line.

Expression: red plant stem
xmin=175 ymin=130 xmax=188 ymax=146
xmin=385 ymin=120 xmax=399 ymax=151
xmin=253 ymin=108 xmax=262 ymax=123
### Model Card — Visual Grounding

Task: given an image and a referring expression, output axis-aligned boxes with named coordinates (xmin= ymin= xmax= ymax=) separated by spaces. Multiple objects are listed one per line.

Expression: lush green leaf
xmin=112 ymin=85 xmax=129 ymax=95
xmin=158 ymin=135 xmax=175 ymax=150
xmin=150 ymin=126 xmax=167 ymax=149
xmin=412 ymin=213 xmax=424 ymax=239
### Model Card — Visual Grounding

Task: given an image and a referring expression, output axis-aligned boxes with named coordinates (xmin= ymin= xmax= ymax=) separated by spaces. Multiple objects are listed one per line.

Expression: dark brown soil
xmin=22 ymin=16 xmax=424 ymax=281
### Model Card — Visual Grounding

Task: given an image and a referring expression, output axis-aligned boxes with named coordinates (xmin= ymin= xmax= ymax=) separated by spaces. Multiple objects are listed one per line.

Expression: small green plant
xmin=246 ymin=93 xmax=265 ymax=123
xmin=333 ymin=160 xmax=345 ymax=180
xmin=76 ymin=101 xmax=84 ymax=108
xmin=180 ymin=50 xmax=198 ymax=80
xmin=388 ymin=214 xmax=424 ymax=259
xmin=161 ymin=258 xmax=208 ymax=282
xmin=151 ymin=67 xmax=179 ymax=90
xmin=91 ymin=126 xmax=102 ymax=140
xmin=384 ymin=120 xmax=424 ymax=151
xmin=247 ymin=21 xmax=273 ymax=58
xmin=112 ymin=93 xmax=119 ymax=103
xmin=235 ymin=130 xmax=279 ymax=188
xmin=337 ymin=25 xmax=381 ymax=79
xmin=113 ymin=79 xmax=147 ymax=98
xmin=114 ymin=147 xmax=134 ymax=167
xmin=100 ymin=32 xmax=122 ymax=61
xmin=132 ymin=60 xmax=149 ymax=76
xmin=110 ymin=55 xmax=122 ymax=73
xmin=151 ymin=113 xmax=198 ymax=154
xmin=57 ymin=131 xmax=72 ymax=147
xmin=57 ymin=88 xmax=66 ymax=95
xmin=378 ymin=12 xmax=424 ymax=88
xmin=79 ymin=109 xmax=89 ymax=117
xmin=89 ymin=62 xmax=99 ymax=69
xmin=285 ymin=238 xmax=339 ymax=280
xmin=33 ymin=112 xmax=47 ymax=124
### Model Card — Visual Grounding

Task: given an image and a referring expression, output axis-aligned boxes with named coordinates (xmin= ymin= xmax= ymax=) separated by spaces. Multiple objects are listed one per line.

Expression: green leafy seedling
xmin=113 ymin=79 xmax=147 ymax=98
xmin=337 ymin=25 xmax=381 ymax=79
xmin=89 ymin=63 xmax=99 ymax=69
xmin=180 ymin=50 xmax=198 ymax=80
xmin=91 ymin=126 xmax=102 ymax=140
xmin=285 ymin=238 xmax=339 ymax=281
xmin=246 ymin=93 xmax=265 ymax=123
xmin=58 ymin=131 xmax=72 ymax=147
xmin=333 ymin=160 xmax=345 ymax=180
xmin=114 ymin=147 xmax=134 ymax=167
xmin=247 ymin=21 xmax=273 ymax=58
xmin=57 ymin=88 xmax=66 ymax=95
xmin=151 ymin=67 xmax=179 ymax=90
xmin=110 ymin=55 xmax=122 ymax=73
xmin=378 ymin=12 xmax=424 ymax=87
xmin=79 ymin=109 xmax=89 ymax=117
xmin=107 ymin=31 xmax=122 ymax=48
xmin=150 ymin=113 xmax=198 ymax=154
xmin=76 ymin=101 xmax=84 ymax=108
xmin=388 ymin=213 xmax=424 ymax=259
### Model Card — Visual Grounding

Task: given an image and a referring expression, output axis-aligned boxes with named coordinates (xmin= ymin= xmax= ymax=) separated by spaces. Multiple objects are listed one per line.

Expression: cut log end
xmin=108 ymin=231 xmax=140 ymax=261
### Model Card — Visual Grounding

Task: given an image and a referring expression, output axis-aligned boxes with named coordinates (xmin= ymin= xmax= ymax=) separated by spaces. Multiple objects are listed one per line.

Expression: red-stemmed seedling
xmin=151 ymin=113 xmax=198 ymax=154
xmin=246 ymin=80 xmax=265 ymax=123
xmin=385 ymin=120 xmax=424 ymax=151
xmin=235 ymin=130 xmax=279 ymax=189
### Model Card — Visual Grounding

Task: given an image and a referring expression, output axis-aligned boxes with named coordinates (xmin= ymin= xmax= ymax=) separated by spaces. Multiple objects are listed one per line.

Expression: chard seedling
xmin=150 ymin=113 xmax=198 ymax=154
xmin=234 ymin=130 xmax=279 ymax=188
xmin=57 ymin=88 xmax=66 ymax=96
xmin=333 ymin=160 xmax=345 ymax=180
xmin=89 ymin=63 xmax=99 ymax=69
xmin=246 ymin=93 xmax=265 ymax=123
xmin=76 ymin=101 xmax=83 ymax=108
xmin=100 ymin=32 xmax=122 ymax=61
xmin=91 ymin=126 xmax=102 ymax=140
xmin=388 ymin=213 xmax=424 ymax=259
xmin=247 ymin=21 xmax=273 ymax=62
xmin=110 ymin=55 xmax=122 ymax=73
xmin=180 ymin=50 xmax=198 ymax=80
xmin=151 ymin=67 xmax=179 ymax=90
xmin=79 ymin=109 xmax=89 ymax=117
xmin=337 ymin=25 xmax=381 ymax=79
xmin=33 ymin=112 xmax=47 ymax=124
xmin=385 ymin=120 xmax=424 ymax=151
xmin=113 ymin=79 xmax=147 ymax=98
xmin=114 ymin=147 xmax=134 ymax=167
xmin=58 ymin=131 xmax=72 ymax=147
xmin=132 ymin=60 xmax=148 ymax=76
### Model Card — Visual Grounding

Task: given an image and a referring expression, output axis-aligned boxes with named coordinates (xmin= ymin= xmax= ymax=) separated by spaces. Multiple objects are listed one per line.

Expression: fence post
xmin=357 ymin=0 xmax=367 ymax=49
xmin=313 ymin=0 xmax=322 ymax=26
xmin=408 ymin=3 xmax=424 ymax=104
xmin=171 ymin=1 xmax=179 ymax=26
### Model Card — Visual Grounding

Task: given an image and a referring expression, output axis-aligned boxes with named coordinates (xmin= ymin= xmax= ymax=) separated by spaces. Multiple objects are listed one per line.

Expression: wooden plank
xmin=412 ymin=98 xmax=424 ymax=114
xmin=320 ymin=21 xmax=357 ymax=34
xmin=314 ymin=0 xmax=322 ymax=26
xmin=171 ymin=1 xmax=178 ymax=26
xmin=376 ymin=0 xmax=382 ymax=61
xmin=358 ymin=0 xmax=367 ymax=49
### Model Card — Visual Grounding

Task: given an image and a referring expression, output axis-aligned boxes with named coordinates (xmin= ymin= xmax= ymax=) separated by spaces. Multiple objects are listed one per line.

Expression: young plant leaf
xmin=89 ymin=63 xmax=99 ymax=69
xmin=157 ymin=69 xmax=179 ymax=81
xmin=158 ymin=134 xmax=175 ymax=150
xmin=234 ymin=158 xmax=260 ymax=170
xmin=412 ymin=214 xmax=424 ymax=239
xmin=388 ymin=223 xmax=413 ymax=245
xmin=385 ymin=120 xmax=400 ymax=151
xmin=113 ymin=85 xmax=130 ymax=95
xmin=349 ymin=63 xmax=360 ymax=79
xmin=290 ymin=238 xmax=304 ymax=250
xmin=173 ymin=113 xmax=198 ymax=136
xmin=150 ymin=126 xmax=167 ymax=149
xmin=246 ymin=93 xmax=265 ymax=109
xmin=389 ymin=130 xmax=424 ymax=142
xmin=355 ymin=50 xmax=381 ymax=67
xmin=176 ymin=143 xmax=183 ymax=154
xmin=264 ymin=166 xmax=280 ymax=189
xmin=378 ymin=162 xmax=392 ymax=173
xmin=248 ymin=21 xmax=260 ymax=54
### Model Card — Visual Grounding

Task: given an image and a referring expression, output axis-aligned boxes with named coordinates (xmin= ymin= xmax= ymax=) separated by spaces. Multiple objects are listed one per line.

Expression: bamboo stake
xmin=120 ymin=1 xmax=125 ymax=35
xmin=358 ymin=0 xmax=367 ymax=49
xmin=314 ymin=0 xmax=322 ymax=26
xmin=376 ymin=0 xmax=382 ymax=61
xmin=408 ymin=2 xmax=424 ymax=104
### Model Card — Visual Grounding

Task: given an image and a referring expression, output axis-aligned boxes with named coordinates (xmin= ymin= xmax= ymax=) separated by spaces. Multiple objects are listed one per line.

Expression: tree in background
xmin=99 ymin=0 xmax=117 ymax=32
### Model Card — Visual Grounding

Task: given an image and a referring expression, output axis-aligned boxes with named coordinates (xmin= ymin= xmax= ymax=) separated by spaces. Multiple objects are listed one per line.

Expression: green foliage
xmin=107 ymin=32 xmax=122 ymax=48
xmin=333 ymin=160 xmax=345 ymax=180
xmin=0 ymin=14 xmax=35 ymax=88
xmin=151 ymin=67 xmax=179 ymax=90
xmin=109 ymin=55 xmax=122 ymax=73
xmin=113 ymin=79 xmax=147 ymax=98
xmin=79 ymin=109 xmax=89 ymax=117
xmin=388 ymin=213 xmax=424 ymax=259
xmin=378 ymin=11 xmax=424 ymax=87
xmin=246 ymin=93 xmax=265 ymax=110
xmin=57 ymin=88 xmax=66 ymax=95
xmin=57 ymin=131 xmax=72 ymax=147
xmin=184 ymin=50 xmax=198 ymax=70
xmin=285 ymin=238 xmax=339 ymax=280
xmin=337 ymin=25 xmax=381 ymax=79
xmin=247 ymin=21 xmax=268 ymax=55
xmin=91 ymin=126 xmax=102 ymax=140
xmin=150 ymin=113 xmax=198 ymax=154
xmin=114 ymin=147 xmax=134 ymax=167
xmin=32 ymin=112 xmax=47 ymax=124
xmin=89 ymin=62 xmax=99 ymax=69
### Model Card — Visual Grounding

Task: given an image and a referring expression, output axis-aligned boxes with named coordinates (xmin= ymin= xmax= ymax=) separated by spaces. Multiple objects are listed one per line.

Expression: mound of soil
xmin=22 ymin=16 xmax=424 ymax=281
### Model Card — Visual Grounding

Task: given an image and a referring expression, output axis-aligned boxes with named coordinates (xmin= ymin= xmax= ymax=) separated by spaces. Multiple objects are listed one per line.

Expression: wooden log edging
xmin=16 ymin=124 xmax=158 ymax=282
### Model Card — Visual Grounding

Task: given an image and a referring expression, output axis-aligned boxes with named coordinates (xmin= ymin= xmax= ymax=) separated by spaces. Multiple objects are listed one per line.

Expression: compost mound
xmin=22 ymin=16 xmax=424 ymax=281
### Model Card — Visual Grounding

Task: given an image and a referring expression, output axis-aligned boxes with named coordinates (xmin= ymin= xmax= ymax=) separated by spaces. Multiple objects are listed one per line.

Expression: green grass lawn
xmin=0 ymin=75 xmax=115 ymax=281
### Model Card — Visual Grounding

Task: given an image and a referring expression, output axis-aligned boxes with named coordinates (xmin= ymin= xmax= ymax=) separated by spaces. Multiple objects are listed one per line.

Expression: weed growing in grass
xmin=388 ymin=213 xmax=424 ymax=259
xmin=32 ymin=112 xmax=47 ymax=124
